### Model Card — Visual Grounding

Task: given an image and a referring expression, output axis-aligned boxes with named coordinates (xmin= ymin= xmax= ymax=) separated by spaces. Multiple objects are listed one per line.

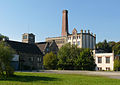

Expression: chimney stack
xmin=81 ymin=30 xmax=83 ymax=33
xmin=88 ymin=30 xmax=90 ymax=33
xmin=94 ymin=34 xmax=96 ymax=37
xmin=61 ymin=10 xmax=69 ymax=36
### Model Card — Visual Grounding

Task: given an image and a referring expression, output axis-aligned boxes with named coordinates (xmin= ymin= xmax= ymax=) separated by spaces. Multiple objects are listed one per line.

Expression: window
xmin=77 ymin=36 xmax=78 ymax=39
xmin=77 ymin=41 xmax=80 ymax=46
xmin=98 ymin=67 xmax=102 ymax=71
xmin=29 ymin=37 xmax=33 ymax=39
xmin=29 ymin=57 xmax=33 ymax=62
xmin=98 ymin=57 xmax=102 ymax=63
xmin=77 ymin=36 xmax=80 ymax=39
xmin=37 ymin=57 xmax=41 ymax=62
xmin=106 ymin=67 xmax=110 ymax=71
xmin=37 ymin=58 xmax=40 ymax=62
xmin=23 ymin=35 xmax=27 ymax=39
xmin=31 ymin=57 xmax=34 ymax=61
xmin=73 ymin=36 xmax=76 ymax=39
xmin=106 ymin=57 xmax=110 ymax=63
xmin=46 ymin=48 xmax=49 ymax=52
xmin=40 ymin=58 xmax=41 ymax=62
xmin=68 ymin=37 xmax=71 ymax=40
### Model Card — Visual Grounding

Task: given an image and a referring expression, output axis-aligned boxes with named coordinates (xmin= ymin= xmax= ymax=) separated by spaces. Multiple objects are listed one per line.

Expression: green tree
xmin=0 ymin=42 xmax=14 ymax=79
xmin=57 ymin=43 xmax=96 ymax=70
xmin=112 ymin=43 xmax=120 ymax=55
xmin=74 ymin=48 xmax=96 ymax=70
xmin=0 ymin=34 xmax=8 ymax=41
xmin=57 ymin=43 xmax=80 ymax=70
xmin=114 ymin=59 xmax=120 ymax=71
xmin=43 ymin=52 xmax=58 ymax=69
xmin=96 ymin=40 xmax=111 ymax=53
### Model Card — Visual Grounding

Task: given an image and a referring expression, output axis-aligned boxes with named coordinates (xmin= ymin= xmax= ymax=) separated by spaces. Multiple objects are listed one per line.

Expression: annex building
xmin=46 ymin=10 xmax=96 ymax=49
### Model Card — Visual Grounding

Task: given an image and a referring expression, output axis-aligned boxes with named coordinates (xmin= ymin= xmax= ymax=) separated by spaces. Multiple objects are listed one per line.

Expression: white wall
xmin=67 ymin=33 xmax=95 ymax=49
xmin=95 ymin=53 xmax=114 ymax=71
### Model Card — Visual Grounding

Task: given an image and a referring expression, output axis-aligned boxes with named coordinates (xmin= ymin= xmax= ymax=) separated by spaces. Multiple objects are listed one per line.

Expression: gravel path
xmin=39 ymin=70 xmax=120 ymax=79
xmin=18 ymin=70 xmax=120 ymax=79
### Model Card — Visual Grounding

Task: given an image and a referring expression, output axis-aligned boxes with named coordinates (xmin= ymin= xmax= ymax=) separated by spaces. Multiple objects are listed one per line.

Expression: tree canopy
xmin=43 ymin=52 xmax=58 ymax=70
xmin=112 ymin=42 xmax=120 ymax=55
xmin=57 ymin=43 xmax=96 ymax=70
xmin=96 ymin=40 xmax=112 ymax=53
xmin=0 ymin=42 xmax=14 ymax=79
xmin=114 ymin=59 xmax=120 ymax=71
xmin=0 ymin=34 xmax=8 ymax=41
xmin=96 ymin=40 xmax=120 ymax=55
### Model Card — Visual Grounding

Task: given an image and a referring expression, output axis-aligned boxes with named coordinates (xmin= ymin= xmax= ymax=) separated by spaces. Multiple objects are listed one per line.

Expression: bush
xmin=114 ymin=59 xmax=120 ymax=71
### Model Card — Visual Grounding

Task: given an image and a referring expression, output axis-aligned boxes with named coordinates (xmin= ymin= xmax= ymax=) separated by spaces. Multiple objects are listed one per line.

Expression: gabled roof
xmin=36 ymin=42 xmax=48 ymax=52
xmin=5 ymin=40 xmax=43 ymax=55
xmin=36 ymin=40 xmax=58 ymax=52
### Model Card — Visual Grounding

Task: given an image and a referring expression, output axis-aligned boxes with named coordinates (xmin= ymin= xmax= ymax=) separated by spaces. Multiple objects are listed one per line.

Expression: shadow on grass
xmin=0 ymin=75 xmax=60 ymax=82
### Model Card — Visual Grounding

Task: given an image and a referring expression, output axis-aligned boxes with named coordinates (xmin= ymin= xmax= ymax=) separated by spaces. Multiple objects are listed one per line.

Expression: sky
xmin=0 ymin=0 xmax=120 ymax=43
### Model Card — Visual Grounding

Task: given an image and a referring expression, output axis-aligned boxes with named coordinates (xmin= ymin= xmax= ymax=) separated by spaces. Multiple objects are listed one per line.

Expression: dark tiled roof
xmin=6 ymin=40 xmax=43 ymax=55
xmin=36 ymin=42 xmax=48 ymax=52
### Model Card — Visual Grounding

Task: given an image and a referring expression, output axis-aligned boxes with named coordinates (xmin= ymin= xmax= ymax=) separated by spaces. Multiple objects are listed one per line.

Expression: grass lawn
xmin=0 ymin=72 xmax=120 ymax=85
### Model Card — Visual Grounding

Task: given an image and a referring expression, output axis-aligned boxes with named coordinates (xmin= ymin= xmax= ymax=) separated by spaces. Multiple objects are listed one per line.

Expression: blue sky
xmin=0 ymin=0 xmax=120 ymax=43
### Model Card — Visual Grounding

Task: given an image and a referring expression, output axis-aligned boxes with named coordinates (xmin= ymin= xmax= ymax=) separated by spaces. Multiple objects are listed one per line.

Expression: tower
xmin=22 ymin=33 xmax=35 ymax=44
xmin=61 ymin=10 xmax=69 ymax=36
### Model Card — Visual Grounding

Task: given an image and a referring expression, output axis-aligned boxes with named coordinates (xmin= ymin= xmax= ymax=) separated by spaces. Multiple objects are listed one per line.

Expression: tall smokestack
xmin=61 ymin=10 xmax=69 ymax=36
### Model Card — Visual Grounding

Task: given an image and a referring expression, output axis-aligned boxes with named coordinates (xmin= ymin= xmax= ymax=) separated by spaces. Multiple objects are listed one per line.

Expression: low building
xmin=94 ymin=53 xmax=114 ymax=71
xmin=1 ymin=33 xmax=44 ymax=71
xmin=2 ymin=32 xmax=59 ymax=70
xmin=4 ymin=40 xmax=43 ymax=70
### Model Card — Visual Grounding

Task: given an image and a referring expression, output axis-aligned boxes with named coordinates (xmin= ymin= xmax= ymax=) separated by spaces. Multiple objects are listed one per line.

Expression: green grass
xmin=0 ymin=72 xmax=120 ymax=85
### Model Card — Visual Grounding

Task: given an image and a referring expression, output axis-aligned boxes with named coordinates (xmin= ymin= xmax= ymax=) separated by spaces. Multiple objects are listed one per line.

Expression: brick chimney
xmin=61 ymin=10 xmax=69 ymax=36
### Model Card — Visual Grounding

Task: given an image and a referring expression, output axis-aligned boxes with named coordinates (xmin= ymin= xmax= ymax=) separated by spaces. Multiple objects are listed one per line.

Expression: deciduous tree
xmin=0 ymin=42 xmax=14 ymax=79
xmin=114 ymin=59 xmax=120 ymax=71
xmin=43 ymin=52 xmax=58 ymax=69
xmin=57 ymin=43 xmax=96 ymax=70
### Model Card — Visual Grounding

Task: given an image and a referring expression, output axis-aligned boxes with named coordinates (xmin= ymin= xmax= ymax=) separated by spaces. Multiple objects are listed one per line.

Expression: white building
xmin=67 ymin=28 xmax=96 ymax=49
xmin=95 ymin=53 xmax=114 ymax=71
